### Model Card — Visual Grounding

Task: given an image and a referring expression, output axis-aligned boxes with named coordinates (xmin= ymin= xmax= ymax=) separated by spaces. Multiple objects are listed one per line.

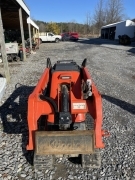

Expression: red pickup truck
xmin=61 ymin=32 xmax=79 ymax=41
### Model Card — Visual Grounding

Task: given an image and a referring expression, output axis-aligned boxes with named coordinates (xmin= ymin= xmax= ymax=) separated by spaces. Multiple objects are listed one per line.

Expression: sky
xmin=24 ymin=0 xmax=135 ymax=24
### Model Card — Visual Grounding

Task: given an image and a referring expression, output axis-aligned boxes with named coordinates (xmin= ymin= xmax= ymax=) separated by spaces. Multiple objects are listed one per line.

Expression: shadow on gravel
xmin=77 ymin=38 xmax=119 ymax=45
xmin=102 ymin=95 xmax=135 ymax=115
xmin=127 ymin=48 xmax=135 ymax=56
xmin=77 ymin=38 xmax=135 ymax=49
xmin=0 ymin=83 xmax=35 ymax=165
xmin=68 ymin=156 xmax=82 ymax=164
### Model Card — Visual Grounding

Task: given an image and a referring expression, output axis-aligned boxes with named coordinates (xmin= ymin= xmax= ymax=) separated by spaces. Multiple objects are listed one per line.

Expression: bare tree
xmin=93 ymin=0 xmax=106 ymax=35
xmin=91 ymin=20 xmax=97 ymax=37
xmin=68 ymin=20 xmax=77 ymax=32
xmin=68 ymin=22 xmax=74 ymax=32
xmin=105 ymin=0 xmax=124 ymax=24
xmin=86 ymin=12 xmax=89 ymax=35
xmin=39 ymin=23 xmax=46 ymax=32
xmin=85 ymin=12 xmax=92 ymax=35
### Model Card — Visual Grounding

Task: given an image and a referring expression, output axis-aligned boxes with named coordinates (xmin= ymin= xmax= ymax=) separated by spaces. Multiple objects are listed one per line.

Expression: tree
xmin=46 ymin=22 xmax=60 ymax=34
xmin=85 ymin=12 xmax=92 ymax=35
xmin=68 ymin=20 xmax=77 ymax=32
xmin=39 ymin=23 xmax=46 ymax=32
xmin=60 ymin=23 xmax=69 ymax=33
xmin=105 ymin=0 xmax=124 ymax=24
xmin=93 ymin=0 xmax=106 ymax=34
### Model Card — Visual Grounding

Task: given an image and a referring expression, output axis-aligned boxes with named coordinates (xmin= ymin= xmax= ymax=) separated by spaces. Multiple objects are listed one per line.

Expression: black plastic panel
xmin=52 ymin=61 xmax=80 ymax=72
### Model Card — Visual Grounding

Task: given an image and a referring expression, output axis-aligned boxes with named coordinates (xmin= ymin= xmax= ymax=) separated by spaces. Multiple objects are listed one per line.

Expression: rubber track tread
xmin=81 ymin=113 xmax=101 ymax=168
xmin=34 ymin=154 xmax=53 ymax=171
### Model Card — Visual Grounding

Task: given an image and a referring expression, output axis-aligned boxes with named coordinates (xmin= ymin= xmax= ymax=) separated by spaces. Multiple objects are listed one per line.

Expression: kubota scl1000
xmin=26 ymin=58 xmax=109 ymax=170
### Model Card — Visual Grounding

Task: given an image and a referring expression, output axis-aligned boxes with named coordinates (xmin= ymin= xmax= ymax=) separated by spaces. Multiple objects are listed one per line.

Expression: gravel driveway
xmin=0 ymin=39 xmax=135 ymax=180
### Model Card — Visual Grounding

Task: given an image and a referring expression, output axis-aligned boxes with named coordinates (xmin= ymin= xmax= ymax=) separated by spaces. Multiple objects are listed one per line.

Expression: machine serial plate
xmin=72 ymin=103 xmax=86 ymax=109
xmin=35 ymin=130 xmax=94 ymax=155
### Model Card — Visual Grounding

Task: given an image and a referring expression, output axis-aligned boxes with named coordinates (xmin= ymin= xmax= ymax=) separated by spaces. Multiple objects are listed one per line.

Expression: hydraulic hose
xmin=61 ymin=85 xmax=69 ymax=112
xmin=39 ymin=94 xmax=58 ymax=112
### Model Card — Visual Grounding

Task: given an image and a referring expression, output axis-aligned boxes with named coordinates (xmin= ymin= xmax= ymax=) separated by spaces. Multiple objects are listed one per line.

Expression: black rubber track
xmin=81 ymin=113 xmax=101 ymax=169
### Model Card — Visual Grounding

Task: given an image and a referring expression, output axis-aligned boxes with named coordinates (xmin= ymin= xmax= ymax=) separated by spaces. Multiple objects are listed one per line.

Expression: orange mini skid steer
xmin=26 ymin=58 xmax=109 ymax=170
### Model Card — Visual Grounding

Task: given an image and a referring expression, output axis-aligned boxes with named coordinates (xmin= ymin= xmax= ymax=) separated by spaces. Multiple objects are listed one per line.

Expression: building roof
xmin=16 ymin=0 xmax=30 ymax=16
xmin=101 ymin=20 xmax=135 ymax=29
xmin=1 ymin=0 xmax=30 ymax=30
xmin=27 ymin=17 xmax=39 ymax=30
xmin=101 ymin=20 xmax=125 ymax=29
xmin=131 ymin=18 xmax=135 ymax=22
xmin=1 ymin=0 xmax=39 ymax=30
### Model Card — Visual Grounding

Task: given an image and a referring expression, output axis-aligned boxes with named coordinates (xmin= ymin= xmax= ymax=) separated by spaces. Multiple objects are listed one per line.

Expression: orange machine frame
xmin=26 ymin=66 xmax=109 ymax=150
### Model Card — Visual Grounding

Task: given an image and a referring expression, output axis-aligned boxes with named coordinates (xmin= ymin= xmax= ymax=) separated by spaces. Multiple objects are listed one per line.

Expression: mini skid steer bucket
xmin=26 ymin=58 xmax=109 ymax=170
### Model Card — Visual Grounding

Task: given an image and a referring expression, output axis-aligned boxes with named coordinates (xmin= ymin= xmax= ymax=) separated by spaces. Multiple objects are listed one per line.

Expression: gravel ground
xmin=0 ymin=38 xmax=135 ymax=180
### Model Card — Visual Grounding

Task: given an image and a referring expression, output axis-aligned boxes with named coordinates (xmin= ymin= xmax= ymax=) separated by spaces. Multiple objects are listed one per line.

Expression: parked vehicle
xmin=62 ymin=32 xmax=79 ymax=41
xmin=39 ymin=32 xmax=62 ymax=43
xmin=70 ymin=32 xmax=79 ymax=41
xmin=118 ymin=34 xmax=131 ymax=45
xmin=61 ymin=33 xmax=71 ymax=41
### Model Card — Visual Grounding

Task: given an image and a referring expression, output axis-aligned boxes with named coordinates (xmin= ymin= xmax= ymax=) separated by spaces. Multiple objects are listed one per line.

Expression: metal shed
xmin=101 ymin=20 xmax=135 ymax=40
xmin=0 ymin=0 xmax=39 ymax=82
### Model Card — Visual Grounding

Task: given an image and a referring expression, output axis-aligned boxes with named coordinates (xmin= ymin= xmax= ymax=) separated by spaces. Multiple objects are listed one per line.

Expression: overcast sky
xmin=24 ymin=0 xmax=135 ymax=23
